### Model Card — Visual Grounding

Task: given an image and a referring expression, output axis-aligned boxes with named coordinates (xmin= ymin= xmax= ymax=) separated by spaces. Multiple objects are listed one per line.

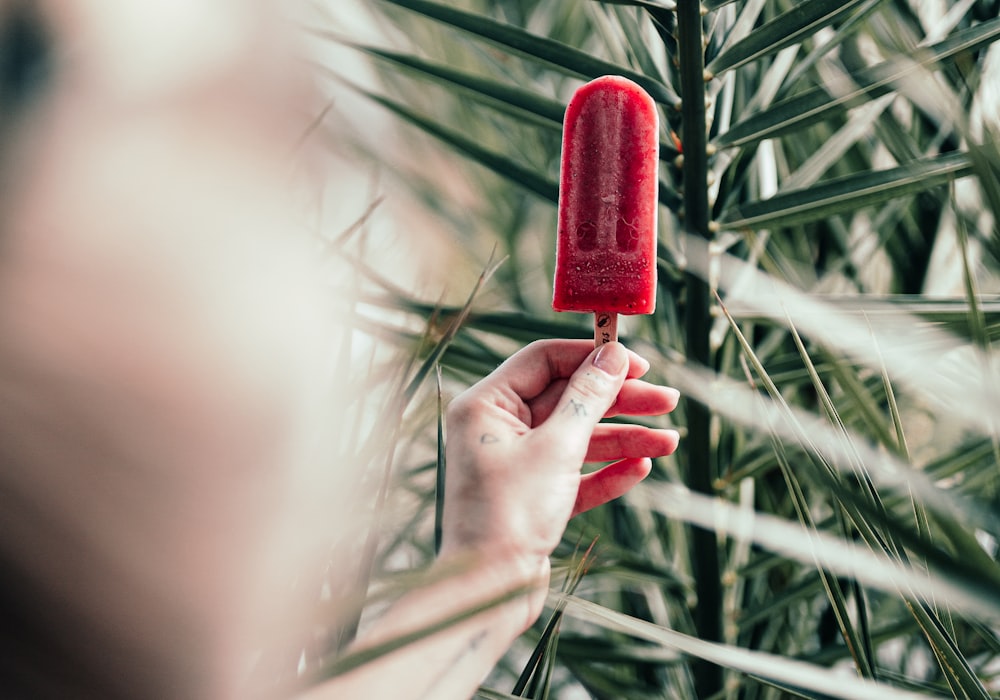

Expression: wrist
xmin=432 ymin=547 xmax=551 ymax=636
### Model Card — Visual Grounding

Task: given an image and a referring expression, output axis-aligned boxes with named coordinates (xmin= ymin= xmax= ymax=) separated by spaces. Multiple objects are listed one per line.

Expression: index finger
xmin=481 ymin=339 xmax=650 ymax=402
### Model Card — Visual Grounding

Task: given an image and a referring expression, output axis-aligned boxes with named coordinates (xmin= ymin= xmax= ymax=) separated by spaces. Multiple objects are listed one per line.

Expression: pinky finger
xmin=572 ymin=458 xmax=652 ymax=518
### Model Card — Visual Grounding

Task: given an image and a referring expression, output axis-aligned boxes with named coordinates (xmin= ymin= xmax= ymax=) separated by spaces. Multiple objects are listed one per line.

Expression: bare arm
xmin=305 ymin=340 xmax=680 ymax=699
xmin=0 ymin=4 xmax=680 ymax=698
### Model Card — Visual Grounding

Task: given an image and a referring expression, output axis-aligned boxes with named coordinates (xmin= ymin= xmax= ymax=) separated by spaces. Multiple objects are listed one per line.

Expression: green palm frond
xmin=319 ymin=0 xmax=1000 ymax=696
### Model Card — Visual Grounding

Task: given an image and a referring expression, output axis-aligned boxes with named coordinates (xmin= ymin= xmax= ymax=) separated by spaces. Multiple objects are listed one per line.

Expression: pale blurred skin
xmin=0 ymin=2 xmax=340 ymax=698
xmin=0 ymin=2 xmax=680 ymax=699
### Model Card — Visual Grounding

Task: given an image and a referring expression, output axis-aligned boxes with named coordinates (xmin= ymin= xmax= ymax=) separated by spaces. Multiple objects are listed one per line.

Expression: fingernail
xmin=592 ymin=342 xmax=627 ymax=375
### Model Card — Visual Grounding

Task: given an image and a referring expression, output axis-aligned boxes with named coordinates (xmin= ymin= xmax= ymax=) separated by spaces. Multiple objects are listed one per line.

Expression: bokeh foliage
xmin=315 ymin=1 xmax=1000 ymax=697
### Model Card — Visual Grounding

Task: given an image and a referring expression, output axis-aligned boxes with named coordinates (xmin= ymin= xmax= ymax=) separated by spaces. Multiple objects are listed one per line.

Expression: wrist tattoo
xmin=480 ymin=433 xmax=500 ymax=444
xmin=468 ymin=629 xmax=488 ymax=651
xmin=417 ymin=630 xmax=491 ymax=700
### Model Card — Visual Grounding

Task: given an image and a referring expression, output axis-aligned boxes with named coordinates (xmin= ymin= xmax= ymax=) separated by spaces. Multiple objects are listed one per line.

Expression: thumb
xmin=535 ymin=342 xmax=629 ymax=453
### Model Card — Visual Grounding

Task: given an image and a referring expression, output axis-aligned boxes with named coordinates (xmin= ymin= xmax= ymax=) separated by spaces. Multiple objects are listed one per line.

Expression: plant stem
xmin=676 ymin=1 xmax=723 ymax=697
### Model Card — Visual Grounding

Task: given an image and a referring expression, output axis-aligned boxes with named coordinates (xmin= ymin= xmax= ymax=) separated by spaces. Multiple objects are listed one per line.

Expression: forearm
xmin=300 ymin=555 xmax=543 ymax=700
xmin=299 ymin=340 xmax=679 ymax=699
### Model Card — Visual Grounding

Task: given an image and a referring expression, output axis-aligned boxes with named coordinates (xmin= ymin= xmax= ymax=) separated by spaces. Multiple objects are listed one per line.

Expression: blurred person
xmin=0 ymin=2 xmax=341 ymax=698
xmin=0 ymin=2 xmax=680 ymax=699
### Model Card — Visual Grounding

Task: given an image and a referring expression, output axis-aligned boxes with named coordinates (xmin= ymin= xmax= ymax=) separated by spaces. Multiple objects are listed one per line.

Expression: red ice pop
xmin=552 ymin=75 xmax=659 ymax=346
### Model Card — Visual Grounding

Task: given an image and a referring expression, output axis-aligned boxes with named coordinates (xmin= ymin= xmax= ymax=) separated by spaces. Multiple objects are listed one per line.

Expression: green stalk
xmin=435 ymin=365 xmax=445 ymax=555
xmin=676 ymin=1 xmax=722 ymax=697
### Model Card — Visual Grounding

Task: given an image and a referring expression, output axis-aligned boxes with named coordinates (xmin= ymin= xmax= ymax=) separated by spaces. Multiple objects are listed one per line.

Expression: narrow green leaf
xmin=955 ymin=200 xmax=991 ymax=352
xmin=514 ymin=541 xmax=596 ymax=697
xmin=707 ymin=0 xmax=874 ymax=76
xmin=592 ymin=0 xmax=676 ymax=10
xmin=378 ymin=0 xmax=680 ymax=107
xmin=322 ymin=56 xmax=685 ymax=214
xmin=336 ymin=40 xmax=566 ymax=127
xmin=703 ymin=0 xmax=740 ymax=9
xmin=786 ymin=334 xmax=879 ymax=678
xmin=724 ymin=300 xmax=881 ymax=678
xmin=780 ymin=94 xmax=895 ymax=192
xmin=780 ymin=330 xmax=993 ymax=699
xmin=869 ymin=319 xmax=913 ymax=468
xmin=734 ymin=573 xmax=827 ymax=629
xmin=906 ymin=600 xmax=992 ymax=700
xmin=720 ymin=296 xmax=887 ymax=678
xmin=965 ymin=142 xmax=1000 ymax=265
xmin=821 ymin=352 xmax=898 ymax=452
xmin=403 ymin=253 xmax=506 ymax=403
xmin=721 ymin=293 xmax=1000 ymax=327
xmin=563 ymin=594 xmax=951 ymax=700
xmin=434 ymin=365 xmax=445 ymax=555
xmin=475 ymin=690 xmax=523 ymax=700
xmin=600 ymin=4 xmax=669 ymax=90
xmin=720 ymin=151 xmax=972 ymax=230
xmin=776 ymin=0 xmax=885 ymax=100
xmin=714 ymin=16 xmax=1000 ymax=149
xmin=340 ymin=79 xmax=560 ymax=203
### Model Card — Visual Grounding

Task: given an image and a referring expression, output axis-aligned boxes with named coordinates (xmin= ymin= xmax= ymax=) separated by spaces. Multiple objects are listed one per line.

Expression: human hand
xmin=440 ymin=339 xmax=679 ymax=623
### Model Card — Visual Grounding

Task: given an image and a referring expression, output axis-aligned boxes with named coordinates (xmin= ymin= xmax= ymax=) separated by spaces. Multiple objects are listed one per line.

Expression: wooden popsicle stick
xmin=594 ymin=312 xmax=618 ymax=347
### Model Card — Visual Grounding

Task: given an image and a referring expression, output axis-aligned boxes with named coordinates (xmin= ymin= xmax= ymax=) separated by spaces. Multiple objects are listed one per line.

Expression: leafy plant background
xmin=309 ymin=0 xmax=1000 ymax=697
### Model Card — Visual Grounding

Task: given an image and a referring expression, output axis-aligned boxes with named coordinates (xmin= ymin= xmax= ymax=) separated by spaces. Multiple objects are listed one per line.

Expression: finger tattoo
xmin=565 ymin=399 xmax=587 ymax=417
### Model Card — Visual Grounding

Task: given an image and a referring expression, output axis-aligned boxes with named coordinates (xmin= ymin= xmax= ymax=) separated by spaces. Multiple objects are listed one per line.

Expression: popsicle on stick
xmin=552 ymin=75 xmax=659 ymax=347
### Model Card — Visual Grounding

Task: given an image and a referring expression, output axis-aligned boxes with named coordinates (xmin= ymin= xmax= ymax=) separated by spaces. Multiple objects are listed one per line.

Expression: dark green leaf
xmin=714 ymin=16 xmax=1000 ymax=149
xmin=378 ymin=0 xmax=680 ymax=106
xmin=591 ymin=0 xmax=676 ymax=9
xmin=720 ymin=151 xmax=972 ymax=230
xmin=707 ymin=0 xmax=876 ymax=76
xmin=337 ymin=39 xmax=566 ymax=126
xmin=347 ymin=81 xmax=560 ymax=202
